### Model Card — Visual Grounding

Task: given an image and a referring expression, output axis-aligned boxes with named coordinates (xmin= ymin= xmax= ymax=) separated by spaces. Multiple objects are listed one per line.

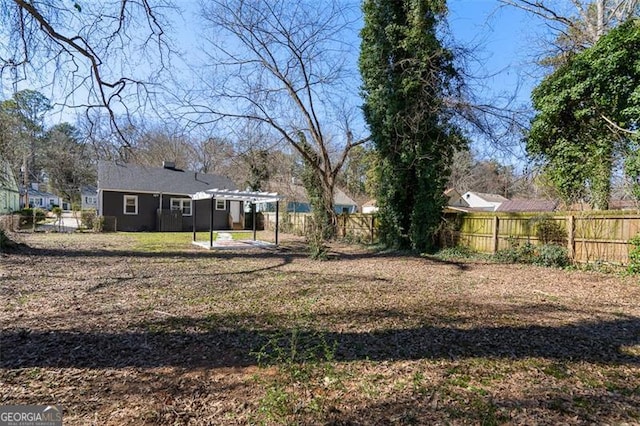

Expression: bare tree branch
xmin=0 ymin=0 xmax=177 ymax=145
xmin=179 ymin=0 xmax=367 ymax=223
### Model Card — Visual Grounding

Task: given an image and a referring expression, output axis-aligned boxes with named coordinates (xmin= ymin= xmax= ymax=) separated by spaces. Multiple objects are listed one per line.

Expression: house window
xmin=124 ymin=195 xmax=138 ymax=215
xmin=216 ymin=199 xmax=226 ymax=210
xmin=170 ymin=198 xmax=192 ymax=216
xmin=85 ymin=196 xmax=97 ymax=204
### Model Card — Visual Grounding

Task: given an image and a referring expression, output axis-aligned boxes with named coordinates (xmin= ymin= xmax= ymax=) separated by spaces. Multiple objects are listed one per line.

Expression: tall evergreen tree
xmin=359 ymin=0 xmax=463 ymax=251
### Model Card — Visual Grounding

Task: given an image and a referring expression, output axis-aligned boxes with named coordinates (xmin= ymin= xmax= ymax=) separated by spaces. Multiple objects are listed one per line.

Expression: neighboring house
xmin=60 ymin=186 xmax=99 ymax=211
xmin=568 ymin=199 xmax=639 ymax=211
xmin=81 ymin=186 xmax=98 ymax=210
xmin=360 ymin=189 xmax=471 ymax=214
xmin=0 ymin=160 xmax=19 ymax=214
xmin=362 ymin=199 xmax=378 ymax=214
xmin=445 ymin=188 xmax=470 ymax=211
xmin=259 ymin=180 xmax=358 ymax=214
xmin=22 ymin=184 xmax=61 ymax=210
xmin=98 ymin=161 xmax=238 ymax=232
xmin=496 ymin=199 xmax=558 ymax=213
xmin=461 ymin=191 xmax=508 ymax=211
xmin=609 ymin=199 xmax=638 ymax=210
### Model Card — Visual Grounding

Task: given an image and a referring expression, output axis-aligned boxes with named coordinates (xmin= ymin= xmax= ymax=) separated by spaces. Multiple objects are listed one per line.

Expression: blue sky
xmin=449 ymin=0 xmax=541 ymax=108
xmin=4 ymin=0 xmax=545 ymax=166
xmin=172 ymin=0 xmax=544 ymax=164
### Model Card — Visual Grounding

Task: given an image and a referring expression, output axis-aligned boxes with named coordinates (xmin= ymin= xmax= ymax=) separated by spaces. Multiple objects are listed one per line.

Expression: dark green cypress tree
xmin=359 ymin=0 xmax=463 ymax=252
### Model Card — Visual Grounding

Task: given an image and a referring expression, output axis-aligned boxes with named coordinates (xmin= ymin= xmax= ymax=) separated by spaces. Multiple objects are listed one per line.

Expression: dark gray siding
xmin=102 ymin=191 xmax=159 ymax=231
xmin=102 ymin=191 xmax=233 ymax=232
xmin=192 ymin=199 xmax=230 ymax=231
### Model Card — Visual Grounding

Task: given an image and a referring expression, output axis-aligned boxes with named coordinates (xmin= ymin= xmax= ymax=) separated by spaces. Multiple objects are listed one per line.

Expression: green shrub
xmin=19 ymin=208 xmax=46 ymax=227
xmin=81 ymin=209 xmax=97 ymax=229
xmin=494 ymin=238 xmax=536 ymax=264
xmin=535 ymin=244 xmax=571 ymax=268
xmin=436 ymin=245 xmax=476 ymax=260
xmin=627 ymin=234 xmax=640 ymax=274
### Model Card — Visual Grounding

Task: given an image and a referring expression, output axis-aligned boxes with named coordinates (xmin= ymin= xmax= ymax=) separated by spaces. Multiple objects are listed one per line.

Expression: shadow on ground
xmin=2 ymin=315 xmax=639 ymax=369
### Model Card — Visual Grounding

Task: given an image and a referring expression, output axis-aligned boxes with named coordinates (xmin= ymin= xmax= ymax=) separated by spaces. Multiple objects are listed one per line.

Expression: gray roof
xmin=496 ymin=199 xmax=558 ymax=212
xmin=98 ymin=161 xmax=236 ymax=195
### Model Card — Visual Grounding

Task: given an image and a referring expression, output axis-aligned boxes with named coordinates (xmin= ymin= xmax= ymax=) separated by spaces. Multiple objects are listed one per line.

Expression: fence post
xmin=492 ymin=215 xmax=499 ymax=254
xmin=370 ymin=214 xmax=375 ymax=244
xmin=567 ymin=215 xmax=575 ymax=260
xmin=342 ymin=214 xmax=347 ymax=237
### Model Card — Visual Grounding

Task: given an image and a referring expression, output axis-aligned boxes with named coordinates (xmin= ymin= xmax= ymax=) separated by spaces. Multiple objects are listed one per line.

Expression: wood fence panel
xmin=457 ymin=215 xmax=494 ymax=253
xmin=338 ymin=213 xmax=378 ymax=243
xmin=572 ymin=215 xmax=640 ymax=264
xmin=447 ymin=211 xmax=640 ymax=265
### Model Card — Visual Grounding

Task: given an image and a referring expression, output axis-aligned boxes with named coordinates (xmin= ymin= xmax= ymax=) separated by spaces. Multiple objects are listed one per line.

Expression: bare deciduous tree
xmin=499 ymin=0 xmax=640 ymax=66
xmin=0 ymin=0 xmax=176 ymax=145
xmin=183 ymin=0 xmax=370 ymax=235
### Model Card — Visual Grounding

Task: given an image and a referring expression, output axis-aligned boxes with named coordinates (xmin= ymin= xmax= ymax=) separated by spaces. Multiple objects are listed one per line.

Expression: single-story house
xmin=21 ymin=184 xmax=61 ymax=210
xmin=60 ymin=186 xmax=99 ymax=211
xmin=461 ymin=191 xmax=508 ymax=212
xmin=97 ymin=161 xmax=239 ymax=232
xmin=496 ymin=199 xmax=558 ymax=213
xmin=259 ymin=180 xmax=358 ymax=214
xmin=81 ymin=186 xmax=98 ymax=210
xmin=568 ymin=199 xmax=639 ymax=211
xmin=445 ymin=188 xmax=471 ymax=211
xmin=0 ymin=160 xmax=19 ymax=214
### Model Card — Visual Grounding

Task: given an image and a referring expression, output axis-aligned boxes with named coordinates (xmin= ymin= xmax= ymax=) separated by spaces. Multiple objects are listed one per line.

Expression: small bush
xmin=535 ymin=244 xmax=571 ymax=268
xmin=93 ymin=216 xmax=105 ymax=232
xmin=81 ymin=209 xmax=97 ymax=229
xmin=627 ymin=235 xmax=640 ymax=274
xmin=436 ymin=245 xmax=476 ymax=260
xmin=19 ymin=208 xmax=46 ymax=227
xmin=494 ymin=239 xmax=536 ymax=264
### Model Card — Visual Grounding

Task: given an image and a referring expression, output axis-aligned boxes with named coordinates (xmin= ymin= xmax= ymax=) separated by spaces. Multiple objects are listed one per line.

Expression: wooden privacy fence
xmin=263 ymin=210 xmax=640 ymax=264
xmin=443 ymin=211 xmax=640 ymax=264
xmin=262 ymin=212 xmax=378 ymax=243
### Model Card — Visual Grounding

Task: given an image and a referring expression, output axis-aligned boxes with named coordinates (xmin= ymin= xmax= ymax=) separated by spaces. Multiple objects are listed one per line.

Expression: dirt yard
xmin=1 ymin=232 xmax=639 ymax=425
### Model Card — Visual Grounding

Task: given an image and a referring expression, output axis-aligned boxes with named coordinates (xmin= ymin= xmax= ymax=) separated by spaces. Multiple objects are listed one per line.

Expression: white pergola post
xmin=190 ymin=189 xmax=284 ymax=249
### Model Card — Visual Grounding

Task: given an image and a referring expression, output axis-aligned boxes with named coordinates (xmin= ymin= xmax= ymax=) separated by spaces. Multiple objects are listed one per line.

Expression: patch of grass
xmin=125 ymin=231 xmax=256 ymax=252
xmin=124 ymin=232 xmax=199 ymax=251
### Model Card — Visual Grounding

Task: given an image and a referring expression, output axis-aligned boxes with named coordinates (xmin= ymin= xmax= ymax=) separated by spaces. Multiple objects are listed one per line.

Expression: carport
xmin=190 ymin=188 xmax=283 ymax=249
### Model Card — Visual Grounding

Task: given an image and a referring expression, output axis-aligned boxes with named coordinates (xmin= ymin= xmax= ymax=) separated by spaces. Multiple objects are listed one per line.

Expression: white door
xmin=230 ymin=201 xmax=241 ymax=223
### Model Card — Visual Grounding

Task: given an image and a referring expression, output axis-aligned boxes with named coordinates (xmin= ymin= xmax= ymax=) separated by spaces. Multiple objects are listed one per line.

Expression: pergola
xmin=190 ymin=188 xmax=284 ymax=249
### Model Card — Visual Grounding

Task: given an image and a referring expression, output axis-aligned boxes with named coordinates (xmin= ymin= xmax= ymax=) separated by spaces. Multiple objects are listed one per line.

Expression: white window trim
xmin=170 ymin=197 xmax=192 ymax=216
xmin=123 ymin=195 xmax=138 ymax=215
xmin=215 ymin=199 xmax=226 ymax=210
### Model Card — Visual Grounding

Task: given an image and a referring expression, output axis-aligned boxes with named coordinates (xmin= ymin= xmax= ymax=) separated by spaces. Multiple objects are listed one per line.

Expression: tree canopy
xmin=527 ymin=18 xmax=640 ymax=208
